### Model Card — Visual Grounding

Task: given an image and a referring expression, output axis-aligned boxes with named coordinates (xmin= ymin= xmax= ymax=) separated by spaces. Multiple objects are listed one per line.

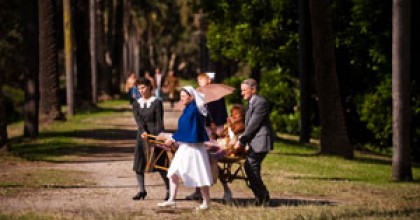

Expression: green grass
xmin=8 ymin=100 xmax=132 ymax=161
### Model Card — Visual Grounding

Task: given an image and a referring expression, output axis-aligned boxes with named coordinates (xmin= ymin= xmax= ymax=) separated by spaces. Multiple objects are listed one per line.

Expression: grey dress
xmin=132 ymin=97 xmax=166 ymax=173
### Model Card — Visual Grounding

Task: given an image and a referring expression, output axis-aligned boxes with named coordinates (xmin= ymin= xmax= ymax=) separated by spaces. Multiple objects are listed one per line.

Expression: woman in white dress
xmin=157 ymin=86 xmax=213 ymax=210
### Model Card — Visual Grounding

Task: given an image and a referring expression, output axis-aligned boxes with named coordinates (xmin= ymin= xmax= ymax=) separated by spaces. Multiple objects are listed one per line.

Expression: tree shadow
xmin=36 ymin=128 xmax=138 ymax=141
xmin=288 ymin=176 xmax=358 ymax=182
xmin=213 ymin=197 xmax=336 ymax=208
xmin=271 ymin=136 xmax=420 ymax=169
xmin=12 ymin=141 xmax=134 ymax=162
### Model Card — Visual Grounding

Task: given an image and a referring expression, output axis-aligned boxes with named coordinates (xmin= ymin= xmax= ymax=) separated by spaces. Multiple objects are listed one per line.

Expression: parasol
xmin=196 ymin=83 xmax=235 ymax=103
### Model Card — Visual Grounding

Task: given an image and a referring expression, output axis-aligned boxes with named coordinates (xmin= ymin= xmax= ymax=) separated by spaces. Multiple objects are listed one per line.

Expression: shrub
xmin=357 ymin=76 xmax=392 ymax=147
xmin=259 ymin=67 xmax=300 ymax=134
xmin=2 ymin=85 xmax=24 ymax=123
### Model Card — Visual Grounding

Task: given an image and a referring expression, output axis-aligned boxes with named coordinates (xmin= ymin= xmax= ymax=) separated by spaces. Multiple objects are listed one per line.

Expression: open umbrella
xmin=196 ymin=83 xmax=235 ymax=103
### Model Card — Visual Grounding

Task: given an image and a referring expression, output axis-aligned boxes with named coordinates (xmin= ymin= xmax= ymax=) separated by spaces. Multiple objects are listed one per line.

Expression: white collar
xmin=136 ymin=96 xmax=156 ymax=108
xmin=249 ymin=95 xmax=256 ymax=105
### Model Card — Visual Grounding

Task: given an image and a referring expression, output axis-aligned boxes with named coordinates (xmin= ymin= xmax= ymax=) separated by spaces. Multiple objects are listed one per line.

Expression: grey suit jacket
xmin=239 ymin=94 xmax=274 ymax=153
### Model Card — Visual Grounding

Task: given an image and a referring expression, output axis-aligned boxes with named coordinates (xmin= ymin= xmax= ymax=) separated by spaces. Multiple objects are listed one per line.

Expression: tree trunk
xmin=23 ymin=0 xmax=39 ymax=137
xmin=63 ymin=0 xmax=74 ymax=116
xmin=90 ymin=0 xmax=98 ymax=104
xmin=97 ymin=0 xmax=112 ymax=100
xmin=75 ymin=0 xmax=94 ymax=108
xmin=161 ymin=48 xmax=168 ymax=75
xmin=0 ymin=72 xmax=8 ymax=151
xmin=298 ymin=0 xmax=312 ymax=144
xmin=392 ymin=0 xmax=412 ymax=181
xmin=39 ymin=0 xmax=65 ymax=121
xmin=169 ymin=52 xmax=176 ymax=72
xmin=113 ymin=0 xmax=124 ymax=94
xmin=309 ymin=0 xmax=353 ymax=158
xmin=147 ymin=13 xmax=156 ymax=69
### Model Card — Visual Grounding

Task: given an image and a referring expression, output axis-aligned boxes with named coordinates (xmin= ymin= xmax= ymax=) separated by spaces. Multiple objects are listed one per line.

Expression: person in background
xmin=125 ymin=73 xmax=141 ymax=104
xmin=234 ymin=78 xmax=274 ymax=206
xmin=164 ymin=70 xmax=179 ymax=108
xmin=132 ymin=78 xmax=170 ymax=201
xmin=144 ymin=71 xmax=155 ymax=89
xmin=197 ymin=72 xmax=228 ymax=139
xmin=185 ymin=72 xmax=228 ymax=201
xmin=154 ymin=68 xmax=164 ymax=99
xmin=157 ymin=86 xmax=213 ymax=210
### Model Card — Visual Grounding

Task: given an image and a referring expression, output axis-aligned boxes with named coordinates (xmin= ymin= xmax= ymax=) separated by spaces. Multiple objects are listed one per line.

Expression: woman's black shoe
xmin=133 ymin=191 xmax=147 ymax=200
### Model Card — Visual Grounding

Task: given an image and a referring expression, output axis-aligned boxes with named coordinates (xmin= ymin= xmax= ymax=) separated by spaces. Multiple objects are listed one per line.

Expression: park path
xmin=1 ymin=102 xmax=253 ymax=219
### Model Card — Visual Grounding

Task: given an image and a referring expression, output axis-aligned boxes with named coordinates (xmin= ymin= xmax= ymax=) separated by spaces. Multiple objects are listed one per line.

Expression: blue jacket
xmin=173 ymin=101 xmax=209 ymax=143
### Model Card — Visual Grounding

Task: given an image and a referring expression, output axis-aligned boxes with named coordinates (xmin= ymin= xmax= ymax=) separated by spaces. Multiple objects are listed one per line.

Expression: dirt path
xmin=1 ymin=102 xmax=253 ymax=219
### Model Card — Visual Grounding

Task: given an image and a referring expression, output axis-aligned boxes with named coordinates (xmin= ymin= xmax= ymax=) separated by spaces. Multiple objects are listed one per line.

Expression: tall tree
xmin=392 ymin=0 xmax=412 ymax=181
xmin=298 ymin=0 xmax=312 ymax=143
xmin=22 ymin=0 xmax=39 ymax=137
xmin=308 ymin=0 xmax=353 ymax=158
xmin=97 ymin=0 xmax=112 ymax=100
xmin=75 ymin=0 xmax=94 ymax=107
xmin=39 ymin=0 xmax=65 ymax=121
xmin=90 ymin=0 xmax=98 ymax=104
xmin=63 ymin=0 xmax=74 ymax=116
xmin=112 ymin=0 xmax=124 ymax=94
xmin=0 ymin=72 xmax=8 ymax=151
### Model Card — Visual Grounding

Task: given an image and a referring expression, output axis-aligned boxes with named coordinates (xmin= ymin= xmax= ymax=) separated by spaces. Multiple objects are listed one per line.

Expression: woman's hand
xmin=140 ymin=132 xmax=148 ymax=140
xmin=164 ymin=139 xmax=175 ymax=147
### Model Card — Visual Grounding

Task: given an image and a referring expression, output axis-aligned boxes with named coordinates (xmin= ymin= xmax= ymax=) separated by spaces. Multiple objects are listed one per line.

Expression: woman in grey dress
xmin=132 ymin=77 xmax=169 ymax=200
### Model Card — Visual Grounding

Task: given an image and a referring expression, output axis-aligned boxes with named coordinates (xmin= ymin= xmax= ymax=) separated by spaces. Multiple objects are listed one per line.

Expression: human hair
xmin=197 ymin=73 xmax=210 ymax=80
xmin=136 ymin=77 xmax=153 ymax=90
xmin=231 ymin=104 xmax=246 ymax=117
xmin=241 ymin=78 xmax=258 ymax=90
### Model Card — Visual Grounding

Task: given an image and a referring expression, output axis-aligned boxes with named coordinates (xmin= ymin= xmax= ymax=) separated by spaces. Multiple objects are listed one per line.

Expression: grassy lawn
xmin=7 ymin=100 xmax=132 ymax=161
xmin=2 ymin=99 xmax=420 ymax=219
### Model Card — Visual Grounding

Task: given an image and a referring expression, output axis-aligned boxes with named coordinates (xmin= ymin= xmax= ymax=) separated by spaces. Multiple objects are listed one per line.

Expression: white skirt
xmin=167 ymin=142 xmax=213 ymax=187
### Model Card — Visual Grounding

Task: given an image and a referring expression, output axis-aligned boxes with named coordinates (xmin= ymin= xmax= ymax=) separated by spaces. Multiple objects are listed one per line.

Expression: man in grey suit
xmin=235 ymin=78 xmax=274 ymax=206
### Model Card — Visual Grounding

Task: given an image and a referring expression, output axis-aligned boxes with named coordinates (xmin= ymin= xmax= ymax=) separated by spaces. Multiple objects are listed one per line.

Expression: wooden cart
xmin=145 ymin=134 xmax=249 ymax=186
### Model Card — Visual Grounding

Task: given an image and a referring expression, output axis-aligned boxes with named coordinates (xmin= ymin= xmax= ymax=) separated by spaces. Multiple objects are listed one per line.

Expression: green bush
xmin=223 ymin=76 xmax=247 ymax=105
xmin=259 ymin=67 xmax=300 ymax=134
xmin=2 ymin=85 xmax=24 ymax=123
xmin=357 ymin=75 xmax=392 ymax=147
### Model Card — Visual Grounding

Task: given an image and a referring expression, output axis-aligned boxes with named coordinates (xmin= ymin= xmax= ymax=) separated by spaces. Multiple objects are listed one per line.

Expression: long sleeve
xmin=239 ymin=97 xmax=270 ymax=145
xmin=132 ymin=103 xmax=145 ymax=134
xmin=155 ymin=100 xmax=164 ymax=134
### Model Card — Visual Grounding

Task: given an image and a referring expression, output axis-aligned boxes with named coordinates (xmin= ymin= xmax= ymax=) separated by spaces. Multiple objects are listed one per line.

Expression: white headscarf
xmin=183 ymin=86 xmax=207 ymax=116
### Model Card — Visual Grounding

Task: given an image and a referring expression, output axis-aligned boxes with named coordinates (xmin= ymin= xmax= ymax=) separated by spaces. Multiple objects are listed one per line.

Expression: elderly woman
xmin=157 ymin=86 xmax=213 ymax=210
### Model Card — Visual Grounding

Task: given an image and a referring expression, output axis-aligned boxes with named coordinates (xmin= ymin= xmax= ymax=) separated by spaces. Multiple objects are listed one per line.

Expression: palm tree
xmin=96 ymin=0 xmax=112 ymax=100
xmin=75 ymin=0 xmax=94 ymax=107
xmin=0 ymin=72 xmax=8 ymax=151
xmin=90 ymin=0 xmax=98 ymax=104
xmin=39 ymin=0 xmax=65 ymax=121
xmin=392 ymin=0 xmax=412 ymax=181
xmin=23 ymin=0 xmax=39 ymax=137
xmin=112 ymin=0 xmax=125 ymax=95
xmin=63 ymin=0 xmax=74 ymax=116
xmin=309 ymin=0 xmax=353 ymax=158
xmin=298 ymin=0 xmax=312 ymax=144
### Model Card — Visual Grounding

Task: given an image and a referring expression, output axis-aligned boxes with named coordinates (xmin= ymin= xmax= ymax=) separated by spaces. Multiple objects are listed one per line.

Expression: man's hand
xmin=234 ymin=141 xmax=242 ymax=150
